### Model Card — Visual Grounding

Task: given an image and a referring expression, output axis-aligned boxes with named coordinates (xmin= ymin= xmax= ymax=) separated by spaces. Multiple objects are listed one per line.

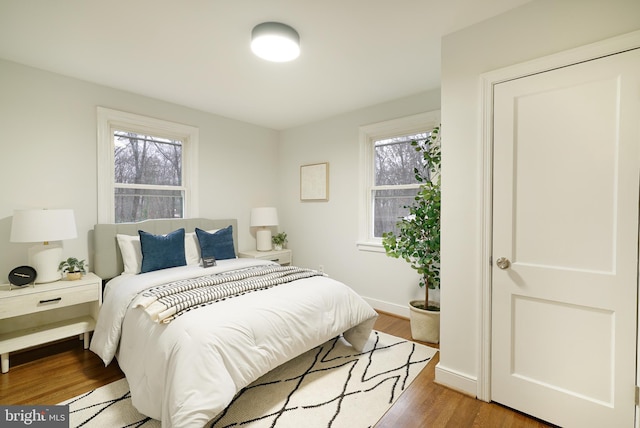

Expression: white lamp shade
xmin=10 ymin=209 xmax=77 ymax=243
xmin=251 ymin=22 xmax=300 ymax=62
xmin=250 ymin=207 xmax=279 ymax=227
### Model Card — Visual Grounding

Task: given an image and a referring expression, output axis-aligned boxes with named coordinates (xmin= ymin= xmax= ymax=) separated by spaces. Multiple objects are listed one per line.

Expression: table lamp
xmin=250 ymin=207 xmax=278 ymax=251
xmin=10 ymin=209 xmax=78 ymax=283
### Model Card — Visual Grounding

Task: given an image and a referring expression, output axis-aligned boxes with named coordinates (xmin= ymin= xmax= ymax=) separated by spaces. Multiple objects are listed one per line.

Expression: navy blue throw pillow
xmin=195 ymin=226 xmax=236 ymax=261
xmin=139 ymin=228 xmax=187 ymax=273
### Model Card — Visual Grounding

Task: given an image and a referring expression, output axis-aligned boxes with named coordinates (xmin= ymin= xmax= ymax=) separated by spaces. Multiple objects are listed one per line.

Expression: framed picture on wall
xmin=300 ymin=162 xmax=329 ymax=201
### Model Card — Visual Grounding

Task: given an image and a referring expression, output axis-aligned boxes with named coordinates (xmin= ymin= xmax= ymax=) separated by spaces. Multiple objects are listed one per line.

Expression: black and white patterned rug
xmin=63 ymin=331 xmax=437 ymax=427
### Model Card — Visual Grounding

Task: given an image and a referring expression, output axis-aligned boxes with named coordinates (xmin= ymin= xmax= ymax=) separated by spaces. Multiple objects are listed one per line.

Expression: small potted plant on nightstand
xmin=272 ymin=232 xmax=287 ymax=251
xmin=58 ymin=257 xmax=87 ymax=280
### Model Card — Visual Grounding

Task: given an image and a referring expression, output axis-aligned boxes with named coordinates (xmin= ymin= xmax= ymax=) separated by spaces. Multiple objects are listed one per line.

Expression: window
xmin=97 ymin=107 xmax=199 ymax=223
xmin=113 ymin=131 xmax=184 ymax=222
xmin=357 ymin=111 xmax=440 ymax=252
xmin=373 ymin=132 xmax=429 ymax=236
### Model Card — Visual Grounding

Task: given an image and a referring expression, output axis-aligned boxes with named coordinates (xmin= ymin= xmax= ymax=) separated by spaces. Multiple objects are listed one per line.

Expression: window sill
xmin=356 ymin=241 xmax=386 ymax=253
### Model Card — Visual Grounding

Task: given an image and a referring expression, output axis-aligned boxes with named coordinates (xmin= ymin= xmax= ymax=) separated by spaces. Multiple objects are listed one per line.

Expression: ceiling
xmin=0 ymin=1 xmax=530 ymax=130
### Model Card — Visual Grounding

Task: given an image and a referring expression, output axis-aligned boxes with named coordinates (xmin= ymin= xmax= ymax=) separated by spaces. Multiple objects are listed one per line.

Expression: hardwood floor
xmin=373 ymin=312 xmax=552 ymax=428
xmin=0 ymin=312 xmax=551 ymax=427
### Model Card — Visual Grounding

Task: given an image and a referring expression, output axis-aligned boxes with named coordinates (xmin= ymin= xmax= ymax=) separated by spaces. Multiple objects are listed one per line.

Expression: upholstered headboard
xmin=93 ymin=218 xmax=238 ymax=280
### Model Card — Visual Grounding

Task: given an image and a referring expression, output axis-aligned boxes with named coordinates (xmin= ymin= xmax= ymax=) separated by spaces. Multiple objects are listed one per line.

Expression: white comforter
xmin=90 ymin=259 xmax=378 ymax=428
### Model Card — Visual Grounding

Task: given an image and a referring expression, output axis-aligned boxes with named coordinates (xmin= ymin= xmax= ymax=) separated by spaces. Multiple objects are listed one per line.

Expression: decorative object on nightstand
xmin=10 ymin=209 xmax=78 ymax=284
xmin=58 ymin=257 xmax=87 ymax=280
xmin=0 ymin=272 xmax=102 ymax=373
xmin=272 ymin=232 xmax=287 ymax=251
xmin=239 ymin=249 xmax=292 ymax=266
xmin=7 ymin=266 xmax=37 ymax=289
xmin=250 ymin=207 xmax=279 ymax=251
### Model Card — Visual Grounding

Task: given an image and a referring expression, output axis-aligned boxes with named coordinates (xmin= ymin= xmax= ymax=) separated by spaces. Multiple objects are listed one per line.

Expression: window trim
xmin=357 ymin=110 xmax=440 ymax=252
xmin=97 ymin=107 xmax=199 ymax=223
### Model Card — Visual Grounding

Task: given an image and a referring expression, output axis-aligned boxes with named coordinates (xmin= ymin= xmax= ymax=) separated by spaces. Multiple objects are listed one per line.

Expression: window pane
xmin=115 ymin=188 xmax=183 ymax=223
xmin=114 ymin=130 xmax=182 ymax=186
xmin=373 ymin=188 xmax=418 ymax=237
xmin=374 ymin=133 xmax=428 ymax=186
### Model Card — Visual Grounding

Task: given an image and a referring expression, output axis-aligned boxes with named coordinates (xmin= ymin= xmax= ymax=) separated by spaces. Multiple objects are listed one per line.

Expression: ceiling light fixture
xmin=251 ymin=22 xmax=300 ymax=62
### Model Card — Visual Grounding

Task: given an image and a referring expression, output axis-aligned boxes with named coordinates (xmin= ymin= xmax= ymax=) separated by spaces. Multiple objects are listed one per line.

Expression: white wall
xmin=0 ymin=55 xmax=441 ymax=303
xmin=278 ymin=89 xmax=440 ymax=316
xmin=438 ymin=0 xmax=640 ymax=394
xmin=0 ymin=59 xmax=279 ymax=277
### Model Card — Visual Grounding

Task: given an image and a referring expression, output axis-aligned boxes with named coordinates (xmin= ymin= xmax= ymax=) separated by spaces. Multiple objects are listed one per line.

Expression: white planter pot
xmin=409 ymin=300 xmax=440 ymax=344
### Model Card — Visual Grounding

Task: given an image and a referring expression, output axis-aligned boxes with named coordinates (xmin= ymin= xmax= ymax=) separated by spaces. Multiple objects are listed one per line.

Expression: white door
xmin=491 ymin=48 xmax=640 ymax=427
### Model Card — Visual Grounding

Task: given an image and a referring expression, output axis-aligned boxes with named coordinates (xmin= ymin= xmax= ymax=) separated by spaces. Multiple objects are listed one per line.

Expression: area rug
xmin=63 ymin=331 xmax=437 ymax=427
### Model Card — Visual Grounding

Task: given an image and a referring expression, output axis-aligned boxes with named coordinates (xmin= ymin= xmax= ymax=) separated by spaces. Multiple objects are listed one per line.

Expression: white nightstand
xmin=238 ymin=249 xmax=292 ymax=266
xmin=0 ymin=272 xmax=102 ymax=373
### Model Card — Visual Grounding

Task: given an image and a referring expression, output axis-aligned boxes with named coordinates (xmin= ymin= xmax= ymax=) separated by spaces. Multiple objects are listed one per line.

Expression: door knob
xmin=496 ymin=257 xmax=511 ymax=270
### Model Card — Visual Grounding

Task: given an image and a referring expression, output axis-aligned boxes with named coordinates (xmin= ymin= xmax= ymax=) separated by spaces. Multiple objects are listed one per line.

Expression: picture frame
xmin=300 ymin=162 xmax=329 ymax=201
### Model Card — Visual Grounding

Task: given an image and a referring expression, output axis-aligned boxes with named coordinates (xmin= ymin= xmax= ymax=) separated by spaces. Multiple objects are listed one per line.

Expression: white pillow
xmin=184 ymin=231 xmax=200 ymax=266
xmin=116 ymin=234 xmax=143 ymax=274
xmin=117 ymin=229 xmax=221 ymax=275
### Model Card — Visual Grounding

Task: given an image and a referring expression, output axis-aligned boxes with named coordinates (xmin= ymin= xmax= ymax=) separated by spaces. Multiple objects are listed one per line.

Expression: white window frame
xmin=97 ymin=107 xmax=199 ymax=223
xmin=357 ymin=110 xmax=440 ymax=252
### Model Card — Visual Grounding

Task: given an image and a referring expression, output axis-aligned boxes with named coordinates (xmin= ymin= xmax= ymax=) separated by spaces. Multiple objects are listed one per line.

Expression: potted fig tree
xmin=382 ymin=126 xmax=441 ymax=343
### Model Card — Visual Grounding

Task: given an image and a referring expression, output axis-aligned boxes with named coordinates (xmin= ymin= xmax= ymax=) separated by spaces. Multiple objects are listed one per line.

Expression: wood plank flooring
xmin=0 ymin=312 xmax=551 ymax=427
xmin=373 ymin=312 xmax=552 ymax=428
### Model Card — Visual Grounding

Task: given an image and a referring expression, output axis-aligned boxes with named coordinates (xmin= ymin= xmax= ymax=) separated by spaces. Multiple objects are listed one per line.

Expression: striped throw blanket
xmin=133 ymin=265 xmax=324 ymax=323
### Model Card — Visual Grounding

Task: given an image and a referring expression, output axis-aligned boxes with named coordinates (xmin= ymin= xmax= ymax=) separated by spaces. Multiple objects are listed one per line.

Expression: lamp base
xmin=28 ymin=243 xmax=63 ymax=283
xmin=256 ymin=229 xmax=272 ymax=252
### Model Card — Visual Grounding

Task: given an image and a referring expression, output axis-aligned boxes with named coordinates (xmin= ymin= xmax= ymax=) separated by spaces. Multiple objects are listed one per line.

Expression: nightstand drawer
xmin=0 ymin=284 xmax=98 ymax=319
xmin=238 ymin=249 xmax=292 ymax=266
xmin=262 ymin=251 xmax=291 ymax=265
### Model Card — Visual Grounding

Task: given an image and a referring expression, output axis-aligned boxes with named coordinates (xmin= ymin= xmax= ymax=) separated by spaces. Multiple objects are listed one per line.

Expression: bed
xmin=89 ymin=218 xmax=378 ymax=428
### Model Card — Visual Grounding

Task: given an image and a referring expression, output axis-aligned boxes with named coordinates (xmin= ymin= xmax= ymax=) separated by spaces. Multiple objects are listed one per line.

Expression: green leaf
xmin=381 ymin=125 xmax=442 ymax=295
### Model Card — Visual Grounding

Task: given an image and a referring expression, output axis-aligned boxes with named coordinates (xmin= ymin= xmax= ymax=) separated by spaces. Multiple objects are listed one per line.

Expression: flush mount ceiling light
xmin=251 ymin=22 xmax=300 ymax=62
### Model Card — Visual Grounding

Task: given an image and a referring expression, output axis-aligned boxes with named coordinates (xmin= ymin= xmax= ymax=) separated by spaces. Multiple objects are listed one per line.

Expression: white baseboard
xmin=363 ymin=297 xmax=409 ymax=318
xmin=365 ymin=297 xmax=479 ymax=398
xmin=434 ymin=362 xmax=478 ymax=397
